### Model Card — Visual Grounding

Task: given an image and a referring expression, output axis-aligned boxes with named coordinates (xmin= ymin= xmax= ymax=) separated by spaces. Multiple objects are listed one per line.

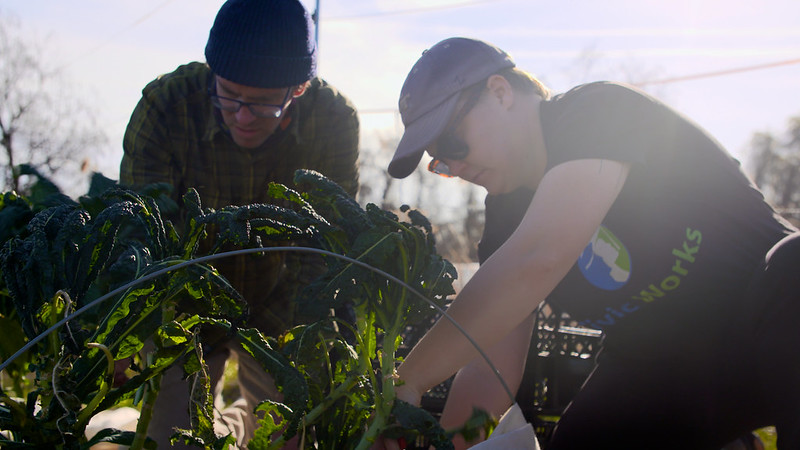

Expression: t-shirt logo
xmin=578 ymin=225 xmax=631 ymax=290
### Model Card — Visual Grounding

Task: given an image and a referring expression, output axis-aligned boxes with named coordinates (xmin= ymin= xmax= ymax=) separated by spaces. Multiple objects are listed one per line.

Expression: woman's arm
xmin=396 ymin=159 xmax=630 ymax=402
xmin=439 ymin=313 xmax=535 ymax=449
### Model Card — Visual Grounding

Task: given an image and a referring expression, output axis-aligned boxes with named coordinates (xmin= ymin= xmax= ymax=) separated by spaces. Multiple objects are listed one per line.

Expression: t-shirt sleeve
xmin=479 ymin=82 xmax=678 ymax=265
xmin=541 ymin=82 xmax=678 ymax=170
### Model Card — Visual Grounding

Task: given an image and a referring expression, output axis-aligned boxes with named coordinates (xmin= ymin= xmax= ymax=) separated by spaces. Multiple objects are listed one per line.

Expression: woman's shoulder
xmin=547 ymin=81 xmax=653 ymax=111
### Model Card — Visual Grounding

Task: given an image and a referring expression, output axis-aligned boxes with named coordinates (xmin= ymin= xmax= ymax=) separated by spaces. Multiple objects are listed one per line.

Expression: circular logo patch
xmin=578 ymin=225 xmax=631 ymax=290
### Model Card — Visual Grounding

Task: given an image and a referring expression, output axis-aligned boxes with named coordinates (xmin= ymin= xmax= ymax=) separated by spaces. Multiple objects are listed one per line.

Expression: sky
xmin=3 ymin=0 xmax=800 ymax=201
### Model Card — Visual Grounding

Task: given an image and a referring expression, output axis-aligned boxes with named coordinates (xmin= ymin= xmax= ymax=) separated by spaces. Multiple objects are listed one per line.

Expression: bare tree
xmin=0 ymin=12 xmax=108 ymax=195
xmin=560 ymin=45 xmax=670 ymax=99
xmin=356 ymin=128 xmax=487 ymax=263
xmin=750 ymin=132 xmax=779 ymax=189
xmin=749 ymin=115 xmax=800 ymax=221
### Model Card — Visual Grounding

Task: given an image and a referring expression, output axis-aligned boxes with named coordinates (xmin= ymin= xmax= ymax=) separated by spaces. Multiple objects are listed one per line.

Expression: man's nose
xmin=235 ymin=105 xmax=257 ymax=124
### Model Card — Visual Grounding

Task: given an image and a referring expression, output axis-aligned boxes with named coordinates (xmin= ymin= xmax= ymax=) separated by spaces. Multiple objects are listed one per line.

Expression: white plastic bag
xmin=469 ymin=403 xmax=541 ymax=450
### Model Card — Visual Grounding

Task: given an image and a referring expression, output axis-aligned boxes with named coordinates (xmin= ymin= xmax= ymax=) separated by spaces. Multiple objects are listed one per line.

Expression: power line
xmin=359 ymin=56 xmax=800 ymax=115
xmin=56 ymin=0 xmax=178 ymax=71
xmin=323 ymin=0 xmax=504 ymax=21
xmin=633 ymin=57 xmax=800 ymax=87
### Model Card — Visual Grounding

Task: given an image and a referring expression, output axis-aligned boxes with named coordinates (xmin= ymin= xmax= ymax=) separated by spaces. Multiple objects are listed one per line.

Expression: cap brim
xmin=388 ymin=93 xmax=461 ymax=178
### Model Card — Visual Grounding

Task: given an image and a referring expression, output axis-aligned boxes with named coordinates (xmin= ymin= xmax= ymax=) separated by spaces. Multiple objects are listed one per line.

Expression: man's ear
xmin=292 ymin=81 xmax=311 ymax=98
xmin=486 ymin=74 xmax=513 ymax=109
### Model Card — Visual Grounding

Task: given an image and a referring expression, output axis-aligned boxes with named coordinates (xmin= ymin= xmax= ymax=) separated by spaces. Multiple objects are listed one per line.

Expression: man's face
xmin=213 ymin=75 xmax=294 ymax=148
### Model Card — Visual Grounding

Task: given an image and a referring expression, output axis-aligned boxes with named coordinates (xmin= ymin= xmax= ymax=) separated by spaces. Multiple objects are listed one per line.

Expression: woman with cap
xmin=384 ymin=37 xmax=800 ymax=449
xmin=120 ymin=0 xmax=359 ymax=447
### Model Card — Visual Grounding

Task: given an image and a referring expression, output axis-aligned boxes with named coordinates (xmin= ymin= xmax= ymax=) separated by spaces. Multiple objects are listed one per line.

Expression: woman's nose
xmin=444 ymin=159 xmax=468 ymax=177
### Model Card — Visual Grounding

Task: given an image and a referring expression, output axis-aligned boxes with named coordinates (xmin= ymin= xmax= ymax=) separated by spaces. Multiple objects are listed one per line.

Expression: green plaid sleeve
xmin=314 ymin=94 xmax=359 ymax=198
xmin=296 ymin=79 xmax=359 ymax=197
xmin=120 ymin=85 xmax=179 ymax=191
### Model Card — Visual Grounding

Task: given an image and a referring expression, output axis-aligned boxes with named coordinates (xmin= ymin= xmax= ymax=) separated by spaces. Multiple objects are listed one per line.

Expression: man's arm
xmin=281 ymin=82 xmax=361 ymax=302
xmin=325 ymin=107 xmax=359 ymax=198
xmin=120 ymin=91 xmax=179 ymax=191
xmin=305 ymin=79 xmax=360 ymax=198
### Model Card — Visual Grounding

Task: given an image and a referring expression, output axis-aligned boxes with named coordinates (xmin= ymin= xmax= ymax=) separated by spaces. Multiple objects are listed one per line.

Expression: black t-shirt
xmin=479 ymin=82 xmax=795 ymax=355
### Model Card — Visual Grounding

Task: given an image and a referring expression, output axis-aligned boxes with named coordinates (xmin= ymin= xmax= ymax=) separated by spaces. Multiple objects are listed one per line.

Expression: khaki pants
xmin=147 ymin=340 xmax=280 ymax=449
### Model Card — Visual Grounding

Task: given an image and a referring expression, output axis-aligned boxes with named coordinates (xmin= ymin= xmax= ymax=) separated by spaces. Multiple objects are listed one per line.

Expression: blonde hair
xmin=497 ymin=67 xmax=551 ymax=100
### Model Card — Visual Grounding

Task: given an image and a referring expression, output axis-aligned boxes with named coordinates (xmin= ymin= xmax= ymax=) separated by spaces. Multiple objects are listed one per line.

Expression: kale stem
xmin=302 ymin=373 xmax=361 ymax=425
xmin=396 ymin=246 xmax=410 ymax=331
xmin=300 ymin=316 xmax=374 ymax=426
xmin=75 ymin=343 xmax=114 ymax=428
xmin=356 ymin=330 xmax=400 ymax=450
xmin=48 ymin=291 xmax=67 ymax=362
xmin=130 ymin=355 xmax=161 ymax=450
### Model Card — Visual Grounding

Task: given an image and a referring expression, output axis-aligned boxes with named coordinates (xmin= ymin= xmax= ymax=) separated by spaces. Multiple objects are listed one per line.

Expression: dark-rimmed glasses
xmin=210 ymin=87 xmax=293 ymax=119
xmin=427 ymin=85 xmax=485 ymax=177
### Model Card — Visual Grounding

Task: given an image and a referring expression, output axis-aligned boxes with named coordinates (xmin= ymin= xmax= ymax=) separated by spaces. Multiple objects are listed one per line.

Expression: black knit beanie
xmin=205 ymin=0 xmax=317 ymax=88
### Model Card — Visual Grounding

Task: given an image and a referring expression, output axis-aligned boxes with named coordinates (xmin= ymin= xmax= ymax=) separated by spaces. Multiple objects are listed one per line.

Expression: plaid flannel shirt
xmin=120 ymin=62 xmax=359 ymax=335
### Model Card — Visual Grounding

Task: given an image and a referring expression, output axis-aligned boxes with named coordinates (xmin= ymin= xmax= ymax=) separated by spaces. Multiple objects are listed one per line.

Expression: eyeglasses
xmin=210 ymin=87 xmax=293 ymax=118
xmin=427 ymin=85 xmax=485 ymax=177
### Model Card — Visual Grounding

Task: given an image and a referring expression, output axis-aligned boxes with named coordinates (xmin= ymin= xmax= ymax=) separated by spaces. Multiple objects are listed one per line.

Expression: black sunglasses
xmin=428 ymin=85 xmax=485 ymax=177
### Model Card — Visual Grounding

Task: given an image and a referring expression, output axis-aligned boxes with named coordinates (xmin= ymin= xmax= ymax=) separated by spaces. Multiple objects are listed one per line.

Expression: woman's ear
xmin=486 ymin=74 xmax=514 ymax=109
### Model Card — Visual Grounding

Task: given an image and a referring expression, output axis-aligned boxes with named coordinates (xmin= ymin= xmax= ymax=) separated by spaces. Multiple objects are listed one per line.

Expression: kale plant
xmin=0 ymin=168 xmax=477 ymax=449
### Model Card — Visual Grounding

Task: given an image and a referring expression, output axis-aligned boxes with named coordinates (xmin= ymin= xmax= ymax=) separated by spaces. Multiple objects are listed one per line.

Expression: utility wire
xmin=359 ymin=56 xmax=800 ymax=115
xmin=633 ymin=57 xmax=800 ymax=87
xmin=323 ymin=0 xmax=504 ymax=21
xmin=55 ymin=0 xmax=178 ymax=71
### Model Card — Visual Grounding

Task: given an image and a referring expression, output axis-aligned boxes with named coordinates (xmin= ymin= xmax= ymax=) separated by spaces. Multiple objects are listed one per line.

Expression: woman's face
xmin=429 ymin=81 xmax=540 ymax=195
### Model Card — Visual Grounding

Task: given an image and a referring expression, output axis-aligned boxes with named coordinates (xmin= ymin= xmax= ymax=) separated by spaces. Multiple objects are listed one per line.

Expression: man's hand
xmin=113 ymin=358 xmax=132 ymax=387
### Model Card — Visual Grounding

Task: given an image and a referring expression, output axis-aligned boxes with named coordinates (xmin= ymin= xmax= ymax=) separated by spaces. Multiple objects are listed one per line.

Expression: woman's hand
xmin=394 ymin=382 xmax=422 ymax=407
xmin=370 ymin=436 xmax=405 ymax=450
xmin=368 ymin=383 xmax=422 ymax=449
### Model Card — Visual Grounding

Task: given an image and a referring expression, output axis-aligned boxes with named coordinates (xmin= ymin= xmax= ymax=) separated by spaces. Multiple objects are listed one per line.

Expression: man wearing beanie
xmin=120 ymin=0 xmax=359 ymax=447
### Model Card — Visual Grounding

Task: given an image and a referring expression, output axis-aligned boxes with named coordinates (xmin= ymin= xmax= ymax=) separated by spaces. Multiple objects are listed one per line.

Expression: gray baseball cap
xmin=388 ymin=37 xmax=516 ymax=178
